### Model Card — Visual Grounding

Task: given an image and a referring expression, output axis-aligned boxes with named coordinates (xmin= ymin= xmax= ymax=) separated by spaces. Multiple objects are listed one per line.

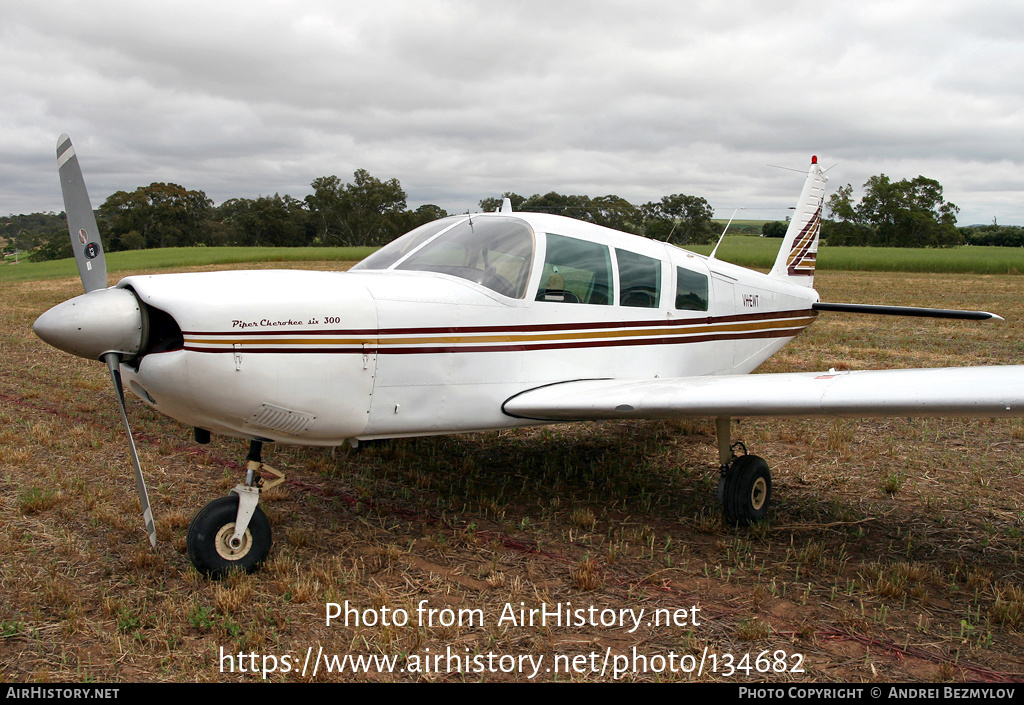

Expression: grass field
xmin=4 ymin=239 xmax=1024 ymax=284
xmin=0 ymin=246 xmax=376 ymax=284
xmin=1 ymin=261 xmax=1024 ymax=682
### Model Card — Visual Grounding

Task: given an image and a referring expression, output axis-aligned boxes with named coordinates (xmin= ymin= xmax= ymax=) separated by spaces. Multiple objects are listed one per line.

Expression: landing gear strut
xmin=186 ymin=440 xmax=284 ymax=578
xmin=715 ymin=417 xmax=771 ymax=526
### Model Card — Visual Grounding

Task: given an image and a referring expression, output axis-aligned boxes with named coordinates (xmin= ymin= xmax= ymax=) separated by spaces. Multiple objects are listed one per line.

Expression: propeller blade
xmin=51 ymin=136 xmax=154 ymax=547
xmin=57 ymin=134 xmax=107 ymax=293
xmin=104 ymin=352 xmax=157 ymax=547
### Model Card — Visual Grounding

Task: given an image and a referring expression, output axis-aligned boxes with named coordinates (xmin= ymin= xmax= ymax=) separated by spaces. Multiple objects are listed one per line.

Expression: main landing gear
xmin=186 ymin=440 xmax=284 ymax=578
xmin=715 ymin=417 xmax=771 ymax=526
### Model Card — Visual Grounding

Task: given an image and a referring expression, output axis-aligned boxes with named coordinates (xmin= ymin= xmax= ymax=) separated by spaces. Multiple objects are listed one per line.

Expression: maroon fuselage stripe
xmin=182 ymin=313 xmax=815 ymax=355
xmin=183 ymin=308 xmax=817 ymax=339
xmin=185 ymin=328 xmax=803 ymax=355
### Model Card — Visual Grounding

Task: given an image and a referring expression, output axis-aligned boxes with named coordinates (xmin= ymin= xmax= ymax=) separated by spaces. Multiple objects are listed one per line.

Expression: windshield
xmin=382 ymin=216 xmax=535 ymax=298
xmin=351 ymin=216 xmax=465 ymax=271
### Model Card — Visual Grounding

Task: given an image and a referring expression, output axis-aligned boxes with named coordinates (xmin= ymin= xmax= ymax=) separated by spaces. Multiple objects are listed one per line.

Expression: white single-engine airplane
xmin=35 ymin=135 xmax=1023 ymax=578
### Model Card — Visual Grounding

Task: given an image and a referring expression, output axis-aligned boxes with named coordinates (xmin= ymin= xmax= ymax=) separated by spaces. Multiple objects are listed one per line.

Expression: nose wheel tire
xmin=187 ymin=494 xmax=272 ymax=578
xmin=721 ymin=454 xmax=771 ymax=526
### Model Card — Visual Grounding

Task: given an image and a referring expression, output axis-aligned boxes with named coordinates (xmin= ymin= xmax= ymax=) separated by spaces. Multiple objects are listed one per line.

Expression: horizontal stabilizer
xmin=813 ymin=302 xmax=1003 ymax=321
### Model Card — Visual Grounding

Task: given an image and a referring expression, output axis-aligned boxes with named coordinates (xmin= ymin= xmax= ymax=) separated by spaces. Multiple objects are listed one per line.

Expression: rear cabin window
xmin=616 ymin=248 xmax=661 ymax=308
xmin=536 ymin=234 xmax=612 ymax=305
xmin=675 ymin=266 xmax=709 ymax=311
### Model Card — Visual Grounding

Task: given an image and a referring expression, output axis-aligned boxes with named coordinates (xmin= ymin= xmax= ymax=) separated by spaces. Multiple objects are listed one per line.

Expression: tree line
xmin=479 ymin=192 xmax=719 ymax=245
xmin=821 ymin=174 xmax=1024 ymax=248
xmin=14 ymin=171 xmax=724 ymax=262
xmin=958 ymin=221 xmax=1024 ymax=248
xmin=824 ymin=174 xmax=962 ymax=247
xmin=5 ymin=168 xmax=1021 ymax=263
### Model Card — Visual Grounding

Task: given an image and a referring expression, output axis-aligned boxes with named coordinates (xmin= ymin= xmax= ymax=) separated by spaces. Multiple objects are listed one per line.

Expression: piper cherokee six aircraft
xmin=34 ymin=135 xmax=1024 ymax=578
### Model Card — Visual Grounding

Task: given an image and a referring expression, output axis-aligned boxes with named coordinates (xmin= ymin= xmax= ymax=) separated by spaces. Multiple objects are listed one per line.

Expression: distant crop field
xmin=713 ymin=219 xmax=772 ymax=236
xmin=697 ymin=237 xmax=1024 ymax=275
xmin=2 ymin=262 xmax=1023 ymax=682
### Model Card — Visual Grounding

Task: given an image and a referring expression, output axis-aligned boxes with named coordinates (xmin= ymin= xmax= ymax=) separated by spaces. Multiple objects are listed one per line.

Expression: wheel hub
xmin=750 ymin=477 xmax=768 ymax=511
xmin=214 ymin=523 xmax=252 ymax=560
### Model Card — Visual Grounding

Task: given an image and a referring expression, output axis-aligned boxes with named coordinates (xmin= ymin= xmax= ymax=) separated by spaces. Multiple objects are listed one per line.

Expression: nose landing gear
xmin=186 ymin=440 xmax=284 ymax=578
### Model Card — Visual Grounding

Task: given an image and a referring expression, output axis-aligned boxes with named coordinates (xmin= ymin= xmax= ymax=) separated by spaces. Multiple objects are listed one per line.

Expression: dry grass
xmin=1 ymin=266 xmax=1024 ymax=682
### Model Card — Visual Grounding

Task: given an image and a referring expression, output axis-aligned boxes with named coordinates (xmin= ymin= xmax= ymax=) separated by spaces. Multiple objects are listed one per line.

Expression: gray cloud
xmin=2 ymin=0 xmax=1022 ymax=224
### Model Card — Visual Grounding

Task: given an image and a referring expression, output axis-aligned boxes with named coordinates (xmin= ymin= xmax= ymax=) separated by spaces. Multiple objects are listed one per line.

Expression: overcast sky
xmin=3 ymin=0 xmax=1023 ymax=225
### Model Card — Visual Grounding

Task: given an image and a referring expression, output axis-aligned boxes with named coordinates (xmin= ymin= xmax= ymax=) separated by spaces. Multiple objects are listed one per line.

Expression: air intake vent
xmin=247 ymin=404 xmax=316 ymax=435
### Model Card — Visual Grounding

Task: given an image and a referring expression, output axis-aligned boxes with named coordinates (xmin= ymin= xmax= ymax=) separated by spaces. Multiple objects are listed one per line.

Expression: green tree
xmin=99 ymin=183 xmax=214 ymax=250
xmin=761 ymin=221 xmax=788 ymax=238
xmin=218 ymin=194 xmax=310 ymax=246
xmin=479 ymin=193 xmax=528 ymax=213
xmin=519 ymin=192 xmax=595 ymax=221
xmin=305 ymin=170 xmax=409 ymax=246
xmin=496 ymin=192 xmax=641 ymax=232
xmin=395 ymin=204 xmax=449 ymax=233
xmin=826 ymin=183 xmax=857 ymax=223
xmin=588 ymin=195 xmax=642 ymax=233
xmin=823 ymin=175 xmax=961 ymax=247
xmin=4 ymin=212 xmax=58 ymax=261
xmin=857 ymin=175 xmax=960 ymax=247
xmin=960 ymin=222 xmax=1024 ymax=247
xmin=305 ymin=174 xmax=345 ymax=243
xmin=823 ymin=184 xmax=870 ymax=245
xmin=28 ymin=228 xmax=74 ymax=262
xmin=641 ymin=194 xmax=717 ymax=245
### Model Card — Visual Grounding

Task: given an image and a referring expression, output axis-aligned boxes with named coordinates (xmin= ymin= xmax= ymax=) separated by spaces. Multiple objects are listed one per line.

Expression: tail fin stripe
xmin=786 ymin=207 xmax=822 ymax=275
xmin=769 ymin=157 xmax=827 ymax=287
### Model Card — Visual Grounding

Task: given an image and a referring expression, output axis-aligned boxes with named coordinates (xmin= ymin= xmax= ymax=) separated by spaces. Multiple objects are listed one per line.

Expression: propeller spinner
xmin=35 ymin=134 xmax=157 ymax=547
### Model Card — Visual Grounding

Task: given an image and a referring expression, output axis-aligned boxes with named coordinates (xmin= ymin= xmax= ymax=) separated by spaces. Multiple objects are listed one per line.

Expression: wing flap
xmin=503 ymin=366 xmax=1024 ymax=421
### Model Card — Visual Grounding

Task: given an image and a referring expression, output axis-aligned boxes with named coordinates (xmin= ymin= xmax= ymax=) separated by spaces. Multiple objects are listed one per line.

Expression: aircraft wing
xmin=502 ymin=366 xmax=1024 ymax=421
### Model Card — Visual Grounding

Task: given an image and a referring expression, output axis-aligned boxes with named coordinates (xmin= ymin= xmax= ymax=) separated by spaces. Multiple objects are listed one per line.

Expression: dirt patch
xmin=1 ymin=269 xmax=1023 ymax=682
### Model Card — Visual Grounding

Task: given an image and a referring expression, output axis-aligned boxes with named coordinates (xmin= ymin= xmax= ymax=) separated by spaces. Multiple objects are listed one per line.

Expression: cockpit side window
xmin=394 ymin=216 xmax=534 ymax=298
xmin=675 ymin=266 xmax=709 ymax=311
xmin=616 ymin=248 xmax=661 ymax=308
xmin=536 ymin=234 xmax=612 ymax=305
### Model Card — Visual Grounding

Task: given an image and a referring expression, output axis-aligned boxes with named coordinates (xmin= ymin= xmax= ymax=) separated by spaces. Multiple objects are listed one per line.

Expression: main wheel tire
xmin=721 ymin=455 xmax=771 ymax=526
xmin=187 ymin=494 xmax=272 ymax=578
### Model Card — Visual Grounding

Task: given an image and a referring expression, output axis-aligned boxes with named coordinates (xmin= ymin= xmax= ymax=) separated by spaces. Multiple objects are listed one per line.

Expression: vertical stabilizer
xmin=768 ymin=156 xmax=827 ymax=287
